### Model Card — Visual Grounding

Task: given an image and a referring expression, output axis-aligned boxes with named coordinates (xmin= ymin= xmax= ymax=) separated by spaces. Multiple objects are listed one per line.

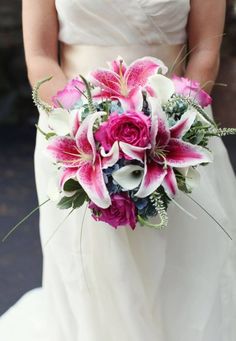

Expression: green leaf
xmin=72 ymin=190 xmax=87 ymax=209
xmin=46 ymin=132 xmax=57 ymax=140
xmin=63 ymin=179 xmax=82 ymax=192
xmin=57 ymin=196 xmax=75 ymax=209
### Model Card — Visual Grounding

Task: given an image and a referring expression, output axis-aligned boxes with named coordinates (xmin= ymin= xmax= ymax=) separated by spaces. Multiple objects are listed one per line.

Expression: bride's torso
xmin=55 ymin=0 xmax=190 ymax=78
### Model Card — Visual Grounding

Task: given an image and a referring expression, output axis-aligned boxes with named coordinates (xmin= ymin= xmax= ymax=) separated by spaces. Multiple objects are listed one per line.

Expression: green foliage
xmin=57 ymin=188 xmax=88 ymax=210
xmin=174 ymin=170 xmax=192 ymax=193
xmin=183 ymin=121 xmax=210 ymax=147
xmin=63 ymin=179 xmax=82 ymax=192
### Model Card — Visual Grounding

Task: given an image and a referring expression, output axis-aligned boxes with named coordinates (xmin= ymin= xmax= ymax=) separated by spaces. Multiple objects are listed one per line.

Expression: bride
xmin=1 ymin=0 xmax=236 ymax=340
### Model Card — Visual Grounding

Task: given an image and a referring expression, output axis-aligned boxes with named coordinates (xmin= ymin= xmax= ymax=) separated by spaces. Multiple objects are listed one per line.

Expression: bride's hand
xmin=22 ymin=0 xmax=67 ymax=105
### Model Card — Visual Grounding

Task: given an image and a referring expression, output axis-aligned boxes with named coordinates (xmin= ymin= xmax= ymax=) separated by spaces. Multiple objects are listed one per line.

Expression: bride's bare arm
xmin=22 ymin=0 xmax=67 ymax=104
xmin=185 ymin=0 xmax=226 ymax=93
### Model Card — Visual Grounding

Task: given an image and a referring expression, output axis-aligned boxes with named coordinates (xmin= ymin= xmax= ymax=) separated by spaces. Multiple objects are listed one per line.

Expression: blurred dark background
xmin=0 ymin=1 xmax=236 ymax=315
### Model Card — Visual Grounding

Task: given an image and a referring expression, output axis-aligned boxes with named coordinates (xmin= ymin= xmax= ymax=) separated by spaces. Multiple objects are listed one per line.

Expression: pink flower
xmin=47 ymin=112 xmax=111 ymax=208
xmin=95 ymin=111 xmax=151 ymax=152
xmin=172 ymin=75 xmax=212 ymax=107
xmin=89 ymin=56 xmax=168 ymax=111
xmin=123 ymin=99 xmax=213 ymax=198
xmin=89 ymin=193 xmax=137 ymax=229
xmin=52 ymin=78 xmax=85 ymax=110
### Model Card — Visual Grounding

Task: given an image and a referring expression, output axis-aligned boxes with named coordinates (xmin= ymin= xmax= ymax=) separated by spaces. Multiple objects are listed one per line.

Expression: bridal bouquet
xmin=33 ymin=56 xmax=236 ymax=230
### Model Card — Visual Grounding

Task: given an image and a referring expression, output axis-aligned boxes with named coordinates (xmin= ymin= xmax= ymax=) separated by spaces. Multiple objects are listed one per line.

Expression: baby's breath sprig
xmin=206 ymin=127 xmax=236 ymax=137
xmin=138 ymin=191 xmax=168 ymax=229
xmin=32 ymin=76 xmax=54 ymax=114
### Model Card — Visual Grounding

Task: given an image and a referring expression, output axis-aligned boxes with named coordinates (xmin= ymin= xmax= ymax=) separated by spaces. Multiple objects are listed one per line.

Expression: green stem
xmin=79 ymin=75 xmax=96 ymax=114
xmin=2 ymin=198 xmax=50 ymax=242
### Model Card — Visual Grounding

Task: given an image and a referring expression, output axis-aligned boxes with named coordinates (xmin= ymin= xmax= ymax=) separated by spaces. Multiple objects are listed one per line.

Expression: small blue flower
xmin=110 ymin=100 xmax=124 ymax=115
xmin=71 ymin=99 xmax=83 ymax=110
xmin=134 ymin=198 xmax=148 ymax=210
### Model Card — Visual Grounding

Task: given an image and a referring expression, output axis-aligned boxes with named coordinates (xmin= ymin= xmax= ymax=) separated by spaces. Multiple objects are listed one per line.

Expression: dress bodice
xmin=55 ymin=0 xmax=190 ymax=46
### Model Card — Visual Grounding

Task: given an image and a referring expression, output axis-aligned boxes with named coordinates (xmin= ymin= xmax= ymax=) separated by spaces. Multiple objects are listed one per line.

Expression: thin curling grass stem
xmin=32 ymin=76 xmax=54 ymax=114
xmin=2 ymin=198 xmax=50 ymax=243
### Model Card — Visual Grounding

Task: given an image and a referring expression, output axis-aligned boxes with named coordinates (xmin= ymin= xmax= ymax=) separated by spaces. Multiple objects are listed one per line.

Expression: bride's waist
xmin=59 ymin=42 xmax=186 ymax=80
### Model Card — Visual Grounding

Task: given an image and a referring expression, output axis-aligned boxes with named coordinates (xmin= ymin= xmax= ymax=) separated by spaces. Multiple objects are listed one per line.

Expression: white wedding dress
xmin=1 ymin=1 xmax=236 ymax=340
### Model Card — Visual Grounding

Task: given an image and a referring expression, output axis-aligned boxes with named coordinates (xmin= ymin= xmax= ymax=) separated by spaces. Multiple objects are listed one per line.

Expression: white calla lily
xmin=148 ymin=74 xmax=175 ymax=105
xmin=112 ymin=165 xmax=144 ymax=191
xmin=48 ymin=108 xmax=70 ymax=136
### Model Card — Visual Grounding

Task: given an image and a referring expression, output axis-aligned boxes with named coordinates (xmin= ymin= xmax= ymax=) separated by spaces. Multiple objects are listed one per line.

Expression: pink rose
xmin=52 ymin=78 xmax=85 ymax=110
xmin=172 ymin=75 xmax=212 ymax=107
xmin=89 ymin=193 xmax=137 ymax=229
xmin=95 ymin=111 xmax=150 ymax=151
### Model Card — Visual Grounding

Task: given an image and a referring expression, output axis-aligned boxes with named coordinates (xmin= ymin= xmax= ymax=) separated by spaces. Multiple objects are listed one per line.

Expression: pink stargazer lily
xmin=123 ymin=99 xmax=213 ymax=198
xmin=89 ymin=56 xmax=168 ymax=111
xmin=47 ymin=112 xmax=111 ymax=209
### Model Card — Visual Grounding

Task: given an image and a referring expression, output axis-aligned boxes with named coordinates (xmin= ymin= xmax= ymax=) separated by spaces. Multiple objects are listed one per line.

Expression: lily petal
xmin=162 ymin=166 xmax=178 ymax=198
xmin=107 ymin=56 xmax=127 ymax=76
xmin=170 ymin=110 xmax=197 ymax=139
xmin=69 ymin=109 xmax=82 ymax=137
xmin=166 ymin=138 xmax=213 ymax=167
xmin=76 ymin=111 xmax=105 ymax=162
xmin=59 ymin=167 xmax=78 ymax=188
xmin=101 ymin=141 xmax=120 ymax=169
xmin=76 ymin=154 xmax=111 ymax=208
xmin=149 ymin=97 xmax=170 ymax=149
xmin=112 ymin=165 xmax=144 ymax=190
xmin=135 ymin=156 xmax=167 ymax=198
xmin=48 ymin=108 xmax=70 ymax=136
xmin=155 ymin=101 xmax=170 ymax=147
xmin=118 ymin=86 xmax=143 ymax=111
xmin=148 ymin=74 xmax=175 ymax=105
xmin=89 ymin=68 xmax=121 ymax=95
xmin=119 ymin=142 xmax=150 ymax=162
xmin=125 ymin=57 xmax=168 ymax=88
xmin=47 ymin=137 xmax=81 ymax=167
